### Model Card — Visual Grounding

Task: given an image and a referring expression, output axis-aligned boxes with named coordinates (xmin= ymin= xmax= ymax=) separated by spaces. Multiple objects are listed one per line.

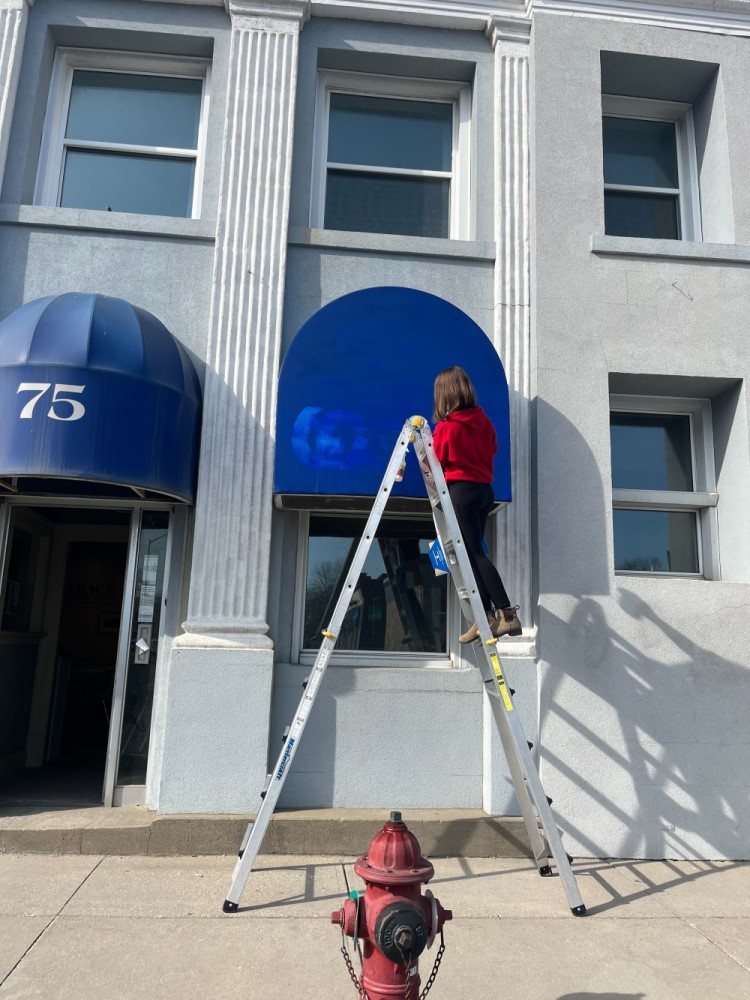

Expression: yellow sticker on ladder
xmin=490 ymin=654 xmax=514 ymax=712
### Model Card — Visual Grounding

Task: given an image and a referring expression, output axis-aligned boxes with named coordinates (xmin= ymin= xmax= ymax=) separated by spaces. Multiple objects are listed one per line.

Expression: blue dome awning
xmin=275 ymin=287 xmax=511 ymax=505
xmin=0 ymin=293 xmax=201 ymax=502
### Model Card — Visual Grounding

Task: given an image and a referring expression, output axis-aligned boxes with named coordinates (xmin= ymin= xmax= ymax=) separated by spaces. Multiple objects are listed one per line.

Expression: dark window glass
xmin=325 ymin=171 xmax=449 ymax=237
xmin=610 ymin=413 xmax=693 ymax=491
xmin=604 ymin=191 xmax=679 ymax=239
xmin=60 ymin=149 xmax=195 ymax=217
xmin=117 ymin=511 xmax=170 ymax=786
xmin=328 ymin=93 xmax=453 ymax=172
xmin=305 ymin=516 xmax=447 ymax=653
xmin=1 ymin=529 xmax=37 ymax=632
xmin=67 ymin=71 xmax=202 ymax=149
xmin=613 ymin=509 xmax=699 ymax=573
xmin=603 ymin=117 xmax=679 ymax=188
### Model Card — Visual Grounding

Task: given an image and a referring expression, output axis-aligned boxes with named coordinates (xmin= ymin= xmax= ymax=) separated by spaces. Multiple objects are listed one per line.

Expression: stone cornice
xmin=310 ymin=0 xmax=528 ymax=30
xmin=225 ymin=0 xmax=311 ymax=23
xmin=0 ymin=0 xmax=33 ymax=11
xmin=533 ymin=0 xmax=750 ymax=38
xmin=140 ymin=0 xmax=750 ymax=38
xmin=486 ymin=11 xmax=532 ymax=43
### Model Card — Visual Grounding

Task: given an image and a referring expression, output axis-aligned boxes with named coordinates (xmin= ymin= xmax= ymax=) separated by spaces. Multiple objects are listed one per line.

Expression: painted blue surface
xmin=429 ymin=536 xmax=490 ymax=576
xmin=429 ymin=539 xmax=449 ymax=575
xmin=275 ymin=287 xmax=511 ymax=502
xmin=0 ymin=293 xmax=201 ymax=501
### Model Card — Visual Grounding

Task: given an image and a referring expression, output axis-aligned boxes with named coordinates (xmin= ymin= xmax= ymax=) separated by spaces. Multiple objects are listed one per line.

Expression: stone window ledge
xmin=289 ymin=226 xmax=496 ymax=262
xmin=592 ymin=233 xmax=750 ymax=265
xmin=0 ymin=204 xmax=216 ymax=242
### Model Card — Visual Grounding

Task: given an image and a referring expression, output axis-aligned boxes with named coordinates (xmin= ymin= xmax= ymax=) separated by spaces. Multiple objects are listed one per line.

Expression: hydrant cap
xmin=354 ymin=814 xmax=435 ymax=886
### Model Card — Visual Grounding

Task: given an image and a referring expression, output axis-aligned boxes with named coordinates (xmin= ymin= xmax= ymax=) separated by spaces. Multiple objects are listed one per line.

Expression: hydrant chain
xmin=417 ymin=931 xmax=446 ymax=1000
xmin=339 ymin=930 xmax=446 ymax=1000
xmin=340 ymin=932 xmax=372 ymax=1000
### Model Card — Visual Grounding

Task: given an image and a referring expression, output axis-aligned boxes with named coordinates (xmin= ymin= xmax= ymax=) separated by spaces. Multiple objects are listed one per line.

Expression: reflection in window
xmin=324 ymin=92 xmax=454 ymax=238
xmin=613 ymin=509 xmax=699 ymax=573
xmin=602 ymin=107 xmax=692 ymax=240
xmin=610 ymin=412 xmax=693 ymax=491
xmin=610 ymin=403 xmax=708 ymax=576
xmin=48 ymin=66 xmax=204 ymax=217
xmin=304 ymin=515 xmax=446 ymax=653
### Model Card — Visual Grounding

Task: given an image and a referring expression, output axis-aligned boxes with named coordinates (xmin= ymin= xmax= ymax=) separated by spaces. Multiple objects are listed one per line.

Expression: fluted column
xmin=0 ymin=0 xmax=30 ymax=191
xmin=180 ymin=1 xmax=309 ymax=649
xmin=487 ymin=14 xmax=532 ymax=624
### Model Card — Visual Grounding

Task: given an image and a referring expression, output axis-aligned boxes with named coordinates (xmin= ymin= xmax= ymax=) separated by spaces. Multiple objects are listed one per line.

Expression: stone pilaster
xmin=180 ymin=1 xmax=309 ymax=649
xmin=0 ymin=0 xmax=30 ymax=191
xmin=487 ymin=14 xmax=532 ymax=624
xmin=481 ymin=14 xmax=533 ymax=816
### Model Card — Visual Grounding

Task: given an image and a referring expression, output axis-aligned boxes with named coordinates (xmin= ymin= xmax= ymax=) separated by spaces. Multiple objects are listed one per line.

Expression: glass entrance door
xmin=103 ymin=509 xmax=173 ymax=806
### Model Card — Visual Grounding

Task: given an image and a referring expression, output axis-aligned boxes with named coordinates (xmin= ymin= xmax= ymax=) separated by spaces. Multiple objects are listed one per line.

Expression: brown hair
xmin=433 ymin=366 xmax=477 ymax=423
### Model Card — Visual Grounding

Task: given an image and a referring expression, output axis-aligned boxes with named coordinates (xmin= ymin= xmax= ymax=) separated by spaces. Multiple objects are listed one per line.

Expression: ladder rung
xmin=259 ymin=773 xmax=272 ymax=799
xmin=281 ymin=726 xmax=290 ymax=742
xmin=302 ymin=674 xmax=310 ymax=688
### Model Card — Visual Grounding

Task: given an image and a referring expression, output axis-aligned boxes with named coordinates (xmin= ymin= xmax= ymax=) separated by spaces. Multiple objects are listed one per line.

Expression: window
xmin=610 ymin=396 xmax=718 ymax=577
xmin=311 ymin=71 xmax=470 ymax=239
xmin=35 ymin=50 xmax=210 ymax=218
xmin=296 ymin=513 xmax=447 ymax=663
xmin=602 ymin=96 xmax=701 ymax=241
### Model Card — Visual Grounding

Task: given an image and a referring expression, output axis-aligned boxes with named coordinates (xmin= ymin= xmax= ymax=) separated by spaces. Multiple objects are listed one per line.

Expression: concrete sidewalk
xmin=0 ymin=853 xmax=748 ymax=999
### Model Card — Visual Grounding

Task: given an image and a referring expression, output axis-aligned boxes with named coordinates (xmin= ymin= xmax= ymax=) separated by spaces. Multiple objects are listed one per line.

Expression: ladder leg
xmin=410 ymin=418 xmax=586 ymax=915
xmin=483 ymin=680 xmax=549 ymax=865
xmin=481 ymin=649 xmax=585 ymax=915
xmin=222 ymin=423 xmax=415 ymax=911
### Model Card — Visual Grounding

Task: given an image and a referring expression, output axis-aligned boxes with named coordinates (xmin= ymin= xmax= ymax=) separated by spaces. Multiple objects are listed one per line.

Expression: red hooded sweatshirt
xmin=432 ymin=406 xmax=496 ymax=483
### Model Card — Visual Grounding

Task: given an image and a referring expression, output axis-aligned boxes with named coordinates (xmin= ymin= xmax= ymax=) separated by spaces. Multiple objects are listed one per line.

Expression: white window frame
xmin=292 ymin=510 xmax=455 ymax=668
xmin=310 ymin=70 xmax=471 ymax=240
xmin=602 ymin=95 xmax=702 ymax=242
xmin=610 ymin=394 xmax=719 ymax=579
xmin=34 ymin=48 xmax=211 ymax=219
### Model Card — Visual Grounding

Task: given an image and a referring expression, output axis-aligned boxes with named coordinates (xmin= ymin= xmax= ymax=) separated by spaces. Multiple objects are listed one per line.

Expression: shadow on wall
xmin=540 ymin=591 xmax=748 ymax=860
xmin=534 ymin=400 xmax=748 ymax=860
xmin=533 ymin=398 xmax=610 ymax=599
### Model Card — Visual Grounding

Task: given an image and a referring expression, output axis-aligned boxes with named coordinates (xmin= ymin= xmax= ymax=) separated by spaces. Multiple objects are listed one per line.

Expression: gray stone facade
xmin=0 ymin=0 xmax=748 ymax=860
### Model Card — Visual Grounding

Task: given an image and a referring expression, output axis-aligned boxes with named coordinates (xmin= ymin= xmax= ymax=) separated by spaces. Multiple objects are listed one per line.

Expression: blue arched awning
xmin=0 ymin=293 xmax=201 ymax=502
xmin=275 ymin=287 xmax=511 ymax=505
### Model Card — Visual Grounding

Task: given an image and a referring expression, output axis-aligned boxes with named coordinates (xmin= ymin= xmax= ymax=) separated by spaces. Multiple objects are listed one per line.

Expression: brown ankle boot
xmin=459 ymin=611 xmax=498 ymax=644
xmin=494 ymin=606 xmax=522 ymax=637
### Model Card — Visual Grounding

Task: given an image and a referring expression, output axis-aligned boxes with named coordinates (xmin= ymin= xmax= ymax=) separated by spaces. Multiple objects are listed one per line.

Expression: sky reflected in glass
xmin=61 ymin=150 xmax=195 ymax=216
xmin=67 ymin=71 xmax=202 ymax=149
xmin=611 ymin=413 xmax=693 ymax=491
xmin=328 ymin=93 xmax=452 ymax=171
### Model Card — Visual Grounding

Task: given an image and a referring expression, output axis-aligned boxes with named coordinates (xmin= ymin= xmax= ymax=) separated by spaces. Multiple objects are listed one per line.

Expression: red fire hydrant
xmin=331 ymin=811 xmax=452 ymax=1000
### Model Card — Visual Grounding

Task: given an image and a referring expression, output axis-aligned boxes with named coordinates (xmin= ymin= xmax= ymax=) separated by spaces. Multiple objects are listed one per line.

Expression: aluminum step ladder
xmin=223 ymin=416 xmax=586 ymax=916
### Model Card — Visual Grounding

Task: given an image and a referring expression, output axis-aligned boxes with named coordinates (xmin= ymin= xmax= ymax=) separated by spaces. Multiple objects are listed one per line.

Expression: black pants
xmin=448 ymin=481 xmax=510 ymax=613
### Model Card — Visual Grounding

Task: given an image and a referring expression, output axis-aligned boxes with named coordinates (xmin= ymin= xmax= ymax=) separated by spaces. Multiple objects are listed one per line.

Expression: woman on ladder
xmin=432 ymin=366 xmax=522 ymax=643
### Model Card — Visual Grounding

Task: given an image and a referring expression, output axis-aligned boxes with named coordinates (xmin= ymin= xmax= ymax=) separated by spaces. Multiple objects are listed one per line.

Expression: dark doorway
xmin=0 ymin=506 xmax=129 ymax=807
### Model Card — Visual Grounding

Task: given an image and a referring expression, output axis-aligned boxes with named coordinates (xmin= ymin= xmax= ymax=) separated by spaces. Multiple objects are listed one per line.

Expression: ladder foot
xmin=538 ymin=864 xmax=553 ymax=877
xmin=223 ymin=900 xmax=239 ymax=913
xmin=571 ymin=904 xmax=587 ymax=917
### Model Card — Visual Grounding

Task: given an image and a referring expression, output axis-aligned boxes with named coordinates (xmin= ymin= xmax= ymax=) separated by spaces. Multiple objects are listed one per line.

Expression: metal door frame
xmin=0 ymin=496 xmax=179 ymax=807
